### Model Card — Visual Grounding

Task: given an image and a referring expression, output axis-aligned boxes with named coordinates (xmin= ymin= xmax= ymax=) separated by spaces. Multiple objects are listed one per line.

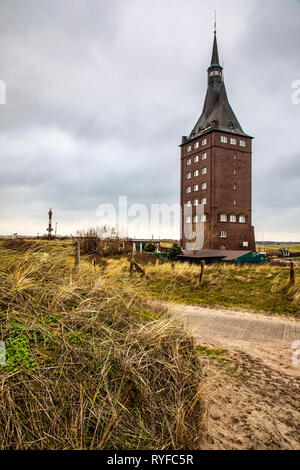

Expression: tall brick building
xmin=180 ymin=31 xmax=255 ymax=252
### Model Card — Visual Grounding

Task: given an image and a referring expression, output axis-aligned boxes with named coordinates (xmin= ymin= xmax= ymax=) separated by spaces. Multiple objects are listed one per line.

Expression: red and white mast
xmin=47 ymin=209 xmax=53 ymax=238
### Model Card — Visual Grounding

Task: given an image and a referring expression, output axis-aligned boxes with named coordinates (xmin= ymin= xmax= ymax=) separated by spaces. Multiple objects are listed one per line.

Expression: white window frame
xmin=200 ymin=215 xmax=207 ymax=223
xmin=186 ymin=172 xmax=191 ymax=180
xmin=194 ymin=155 xmax=199 ymax=163
xmin=239 ymin=140 xmax=246 ymax=147
xmin=202 ymin=138 xmax=207 ymax=146
xmin=220 ymin=231 xmax=227 ymax=238
xmin=201 ymin=182 xmax=207 ymax=190
xmin=220 ymin=136 xmax=228 ymax=143
xmin=194 ymin=185 xmax=199 ymax=192
xmin=193 ymin=216 xmax=198 ymax=223
xmin=220 ymin=214 xmax=227 ymax=222
xmin=202 ymin=167 xmax=207 ymax=175
xmin=187 ymin=158 xmax=192 ymax=166
xmin=187 ymin=145 xmax=192 ymax=152
xmin=186 ymin=187 xmax=191 ymax=194
xmin=186 ymin=216 xmax=192 ymax=224
xmin=233 ymin=184 xmax=237 ymax=191
xmin=233 ymin=169 xmax=237 ymax=175
xmin=185 ymin=201 xmax=192 ymax=207
xmin=201 ymin=198 xmax=207 ymax=205
xmin=239 ymin=215 xmax=246 ymax=224
xmin=194 ymin=142 xmax=199 ymax=149
xmin=230 ymin=138 xmax=237 ymax=145
xmin=194 ymin=199 xmax=199 ymax=206
xmin=233 ymin=200 xmax=237 ymax=206
xmin=202 ymin=153 xmax=207 ymax=160
xmin=230 ymin=215 xmax=237 ymax=223
xmin=194 ymin=170 xmax=199 ymax=177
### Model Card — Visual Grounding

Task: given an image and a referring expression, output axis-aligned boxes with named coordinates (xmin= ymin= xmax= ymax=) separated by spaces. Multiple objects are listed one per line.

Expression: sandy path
xmin=167 ymin=303 xmax=300 ymax=450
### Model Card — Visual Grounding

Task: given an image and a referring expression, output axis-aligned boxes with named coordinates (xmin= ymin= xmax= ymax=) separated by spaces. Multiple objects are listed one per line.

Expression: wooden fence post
xmin=129 ymin=258 xmax=145 ymax=277
xmin=74 ymin=240 xmax=80 ymax=267
xmin=290 ymin=261 xmax=295 ymax=285
xmin=199 ymin=260 xmax=205 ymax=284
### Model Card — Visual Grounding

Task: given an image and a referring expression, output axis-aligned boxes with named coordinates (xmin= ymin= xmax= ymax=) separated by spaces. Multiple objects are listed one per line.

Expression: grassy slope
xmin=105 ymin=258 xmax=300 ymax=315
xmin=0 ymin=242 xmax=205 ymax=450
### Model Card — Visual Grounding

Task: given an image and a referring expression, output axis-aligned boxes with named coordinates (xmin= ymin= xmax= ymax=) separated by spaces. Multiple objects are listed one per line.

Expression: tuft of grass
xmin=0 ymin=241 xmax=205 ymax=450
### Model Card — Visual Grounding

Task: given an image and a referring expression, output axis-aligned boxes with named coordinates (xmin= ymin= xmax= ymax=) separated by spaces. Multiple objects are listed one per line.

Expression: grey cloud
xmin=0 ymin=0 xmax=299 ymax=238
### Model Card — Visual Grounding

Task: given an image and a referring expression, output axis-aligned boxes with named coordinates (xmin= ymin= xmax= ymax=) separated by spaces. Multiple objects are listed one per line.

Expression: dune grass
xmin=0 ymin=241 xmax=205 ymax=450
xmin=103 ymin=257 xmax=300 ymax=315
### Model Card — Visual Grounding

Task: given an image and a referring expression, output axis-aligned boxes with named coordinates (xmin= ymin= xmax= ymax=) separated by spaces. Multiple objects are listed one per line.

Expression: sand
xmin=168 ymin=303 xmax=300 ymax=450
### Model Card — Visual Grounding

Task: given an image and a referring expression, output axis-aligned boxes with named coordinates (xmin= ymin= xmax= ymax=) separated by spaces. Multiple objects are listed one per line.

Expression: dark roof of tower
xmin=187 ymin=33 xmax=250 ymax=141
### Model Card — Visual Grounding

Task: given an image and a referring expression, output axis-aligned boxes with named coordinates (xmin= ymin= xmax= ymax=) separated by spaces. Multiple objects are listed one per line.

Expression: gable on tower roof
xmin=188 ymin=32 xmax=250 ymax=140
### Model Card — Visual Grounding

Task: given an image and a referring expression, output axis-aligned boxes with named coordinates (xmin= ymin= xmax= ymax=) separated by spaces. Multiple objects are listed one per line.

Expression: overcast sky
xmin=0 ymin=0 xmax=299 ymax=240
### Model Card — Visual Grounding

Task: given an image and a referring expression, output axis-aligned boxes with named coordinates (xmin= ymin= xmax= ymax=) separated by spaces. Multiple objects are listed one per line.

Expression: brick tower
xmin=180 ymin=30 xmax=255 ymax=252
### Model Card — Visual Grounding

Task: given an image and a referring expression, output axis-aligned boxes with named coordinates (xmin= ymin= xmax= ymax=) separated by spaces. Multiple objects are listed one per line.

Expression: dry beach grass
xmin=0 ymin=241 xmax=205 ymax=449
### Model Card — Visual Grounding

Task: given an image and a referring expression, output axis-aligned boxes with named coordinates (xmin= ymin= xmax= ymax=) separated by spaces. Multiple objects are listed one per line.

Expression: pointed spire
xmin=211 ymin=30 xmax=220 ymax=66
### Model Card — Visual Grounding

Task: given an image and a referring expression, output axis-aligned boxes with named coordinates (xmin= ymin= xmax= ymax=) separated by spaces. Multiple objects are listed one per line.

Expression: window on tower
xmin=239 ymin=140 xmax=246 ymax=147
xmin=202 ymin=138 xmax=207 ymax=146
xmin=194 ymin=142 xmax=199 ymax=149
xmin=230 ymin=138 xmax=237 ymax=145
xmin=220 ymin=136 xmax=228 ymax=143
